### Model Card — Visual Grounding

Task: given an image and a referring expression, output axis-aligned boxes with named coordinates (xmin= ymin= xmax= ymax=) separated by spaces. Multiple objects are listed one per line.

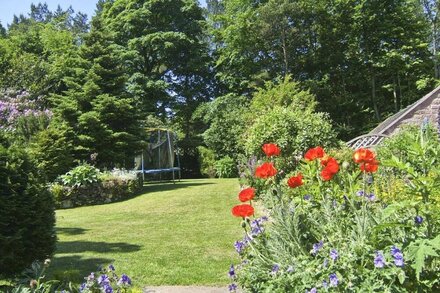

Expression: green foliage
xmin=215 ymin=156 xmax=237 ymax=178
xmin=59 ymin=163 xmax=101 ymax=188
xmin=210 ymin=0 xmax=435 ymax=139
xmin=29 ymin=121 xmax=75 ymax=182
xmin=0 ymin=132 xmax=56 ymax=277
xmin=197 ymin=146 xmax=216 ymax=178
xmin=243 ymin=79 xmax=338 ymax=158
xmin=195 ymin=94 xmax=249 ymax=160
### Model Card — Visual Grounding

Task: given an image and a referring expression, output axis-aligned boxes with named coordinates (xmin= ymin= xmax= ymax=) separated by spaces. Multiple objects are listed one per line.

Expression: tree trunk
xmin=397 ymin=73 xmax=402 ymax=110
xmin=371 ymin=73 xmax=381 ymax=121
xmin=393 ymin=77 xmax=398 ymax=112
xmin=281 ymin=28 xmax=289 ymax=76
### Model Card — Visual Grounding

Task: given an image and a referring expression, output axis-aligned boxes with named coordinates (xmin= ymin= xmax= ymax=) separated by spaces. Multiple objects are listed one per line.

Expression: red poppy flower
xmin=255 ymin=162 xmax=277 ymax=179
xmin=304 ymin=146 xmax=325 ymax=161
xmin=287 ymin=173 xmax=303 ymax=188
xmin=239 ymin=187 xmax=256 ymax=202
xmin=353 ymin=148 xmax=376 ymax=164
xmin=262 ymin=143 xmax=281 ymax=157
xmin=320 ymin=157 xmax=339 ymax=181
xmin=231 ymin=204 xmax=254 ymax=218
xmin=360 ymin=159 xmax=379 ymax=173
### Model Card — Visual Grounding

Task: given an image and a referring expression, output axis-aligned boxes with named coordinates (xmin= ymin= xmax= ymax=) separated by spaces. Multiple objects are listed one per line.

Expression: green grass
xmin=48 ymin=179 xmax=242 ymax=287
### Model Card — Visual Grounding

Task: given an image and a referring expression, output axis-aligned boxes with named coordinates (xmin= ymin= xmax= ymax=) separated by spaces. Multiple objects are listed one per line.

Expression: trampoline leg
xmin=172 ymin=169 xmax=175 ymax=184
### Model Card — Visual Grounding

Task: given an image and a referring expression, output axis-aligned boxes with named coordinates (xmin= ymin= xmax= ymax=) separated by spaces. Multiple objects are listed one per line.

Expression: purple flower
xmin=329 ymin=273 xmax=338 ymax=287
xmin=271 ymin=264 xmax=280 ymax=274
xmin=322 ymin=280 xmax=328 ymax=288
xmin=228 ymin=283 xmax=237 ymax=292
xmin=323 ymin=258 xmax=329 ymax=268
xmin=103 ymin=285 xmax=113 ymax=293
xmin=356 ymin=190 xmax=364 ymax=197
xmin=117 ymin=274 xmax=132 ymax=286
xmin=87 ymin=272 xmax=95 ymax=281
xmin=415 ymin=216 xmax=423 ymax=225
xmin=98 ymin=274 xmax=110 ymax=286
xmin=374 ymin=251 xmax=386 ymax=268
xmin=286 ymin=265 xmax=294 ymax=273
xmin=367 ymin=193 xmax=376 ymax=201
xmin=79 ymin=283 xmax=87 ymax=292
xmin=391 ymin=246 xmax=404 ymax=267
xmin=330 ymin=249 xmax=339 ymax=261
xmin=234 ymin=240 xmax=246 ymax=254
xmin=228 ymin=264 xmax=235 ymax=278
xmin=304 ymin=194 xmax=311 ymax=201
xmin=250 ymin=219 xmax=264 ymax=236
xmin=312 ymin=241 xmax=324 ymax=255
xmin=108 ymin=264 xmax=115 ymax=271
xmin=306 ymin=288 xmax=317 ymax=293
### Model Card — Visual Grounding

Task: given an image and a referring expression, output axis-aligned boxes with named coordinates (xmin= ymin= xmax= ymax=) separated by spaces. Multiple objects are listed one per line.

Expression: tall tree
xmin=51 ymin=17 xmax=143 ymax=167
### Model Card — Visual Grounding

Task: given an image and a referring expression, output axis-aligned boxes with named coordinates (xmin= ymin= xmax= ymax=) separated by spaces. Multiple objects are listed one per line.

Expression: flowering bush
xmin=229 ymin=133 xmax=440 ymax=292
xmin=0 ymin=90 xmax=52 ymax=140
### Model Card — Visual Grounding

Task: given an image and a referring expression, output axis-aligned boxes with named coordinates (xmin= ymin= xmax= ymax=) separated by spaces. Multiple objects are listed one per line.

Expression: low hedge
xmin=51 ymin=172 xmax=142 ymax=208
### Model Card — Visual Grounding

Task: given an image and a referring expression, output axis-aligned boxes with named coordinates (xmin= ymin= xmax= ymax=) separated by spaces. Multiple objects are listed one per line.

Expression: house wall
xmin=389 ymin=91 xmax=440 ymax=136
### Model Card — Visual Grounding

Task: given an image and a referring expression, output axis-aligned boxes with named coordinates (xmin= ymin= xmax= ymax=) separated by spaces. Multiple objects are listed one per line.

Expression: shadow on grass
xmin=56 ymin=227 xmax=89 ymax=236
xmin=140 ymin=181 xmax=214 ymax=194
xmin=47 ymin=255 xmax=115 ymax=284
xmin=56 ymin=241 xmax=141 ymax=254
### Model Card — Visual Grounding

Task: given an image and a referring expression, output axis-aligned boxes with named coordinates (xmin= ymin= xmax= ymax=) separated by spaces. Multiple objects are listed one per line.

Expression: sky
xmin=0 ymin=0 xmax=207 ymax=26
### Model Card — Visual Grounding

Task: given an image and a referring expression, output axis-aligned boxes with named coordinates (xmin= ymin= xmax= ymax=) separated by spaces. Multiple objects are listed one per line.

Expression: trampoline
xmin=134 ymin=128 xmax=181 ymax=182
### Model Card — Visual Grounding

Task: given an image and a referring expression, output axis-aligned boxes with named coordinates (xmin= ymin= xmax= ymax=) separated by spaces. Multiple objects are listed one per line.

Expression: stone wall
xmin=392 ymin=93 xmax=440 ymax=135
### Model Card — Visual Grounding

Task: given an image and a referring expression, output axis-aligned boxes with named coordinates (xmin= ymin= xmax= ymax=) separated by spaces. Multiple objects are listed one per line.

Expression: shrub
xmin=215 ymin=156 xmax=237 ymax=178
xmin=29 ymin=121 xmax=75 ymax=181
xmin=197 ymin=146 xmax=216 ymax=178
xmin=244 ymin=106 xmax=337 ymax=158
xmin=229 ymin=138 xmax=440 ymax=292
xmin=58 ymin=163 xmax=101 ymax=187
xmin=0 ymin=132 xmax=56 ymax=277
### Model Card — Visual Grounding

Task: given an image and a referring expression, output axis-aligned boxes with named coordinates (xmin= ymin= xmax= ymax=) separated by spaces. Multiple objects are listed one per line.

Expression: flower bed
xmin=51 ymin=166 xmax=142 ymax=208
xmin=229 ymin=127 xmax=440 ymax=292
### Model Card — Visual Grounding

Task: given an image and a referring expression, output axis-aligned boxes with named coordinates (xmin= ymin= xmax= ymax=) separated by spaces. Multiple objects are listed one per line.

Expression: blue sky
xmin=0 ymin=0 xmax=207 ymax=26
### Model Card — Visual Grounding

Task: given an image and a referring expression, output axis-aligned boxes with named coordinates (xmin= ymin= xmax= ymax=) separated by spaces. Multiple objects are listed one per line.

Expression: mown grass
xmin=48 ymin=179 xmax=242 ymax=287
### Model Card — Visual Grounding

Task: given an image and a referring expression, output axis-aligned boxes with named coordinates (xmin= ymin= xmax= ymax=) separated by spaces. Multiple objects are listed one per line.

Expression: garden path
xmin=143 ymin=286 xmax=230 ymax=292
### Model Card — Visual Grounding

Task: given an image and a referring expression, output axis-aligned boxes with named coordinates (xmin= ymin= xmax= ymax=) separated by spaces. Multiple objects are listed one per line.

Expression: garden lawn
xmin=48 ymin=179 xmax=242 ymax=287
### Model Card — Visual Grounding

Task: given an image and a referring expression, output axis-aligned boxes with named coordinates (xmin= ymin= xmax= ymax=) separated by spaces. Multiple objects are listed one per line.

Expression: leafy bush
xmin=197 ymin=146 xmax=216 ymax=178
xmin=59 ymin=163 xmax=101 ymax=187
xmin=52 ymin=168 xmax=142 ymax=208
xmin=244 ymin=106 xmax=337 ymax=158
xmin=229 ymin=136 xmax=440 ymax=292
xmin=29 ymin=121 xmax=75 ymax=181
xmin=0 ymin=131 xmax=56 ymax=277
xmin=215 ymin=156 xmax=237 ymax=178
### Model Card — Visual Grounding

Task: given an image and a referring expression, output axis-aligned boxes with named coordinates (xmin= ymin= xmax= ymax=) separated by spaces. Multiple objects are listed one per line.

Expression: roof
xmin=369 ymin=86 xmax=440 ymax=135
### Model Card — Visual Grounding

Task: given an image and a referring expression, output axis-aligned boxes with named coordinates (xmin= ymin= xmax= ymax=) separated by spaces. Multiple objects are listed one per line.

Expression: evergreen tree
xmin=52 ymin=17 xmax=142 ymax=167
